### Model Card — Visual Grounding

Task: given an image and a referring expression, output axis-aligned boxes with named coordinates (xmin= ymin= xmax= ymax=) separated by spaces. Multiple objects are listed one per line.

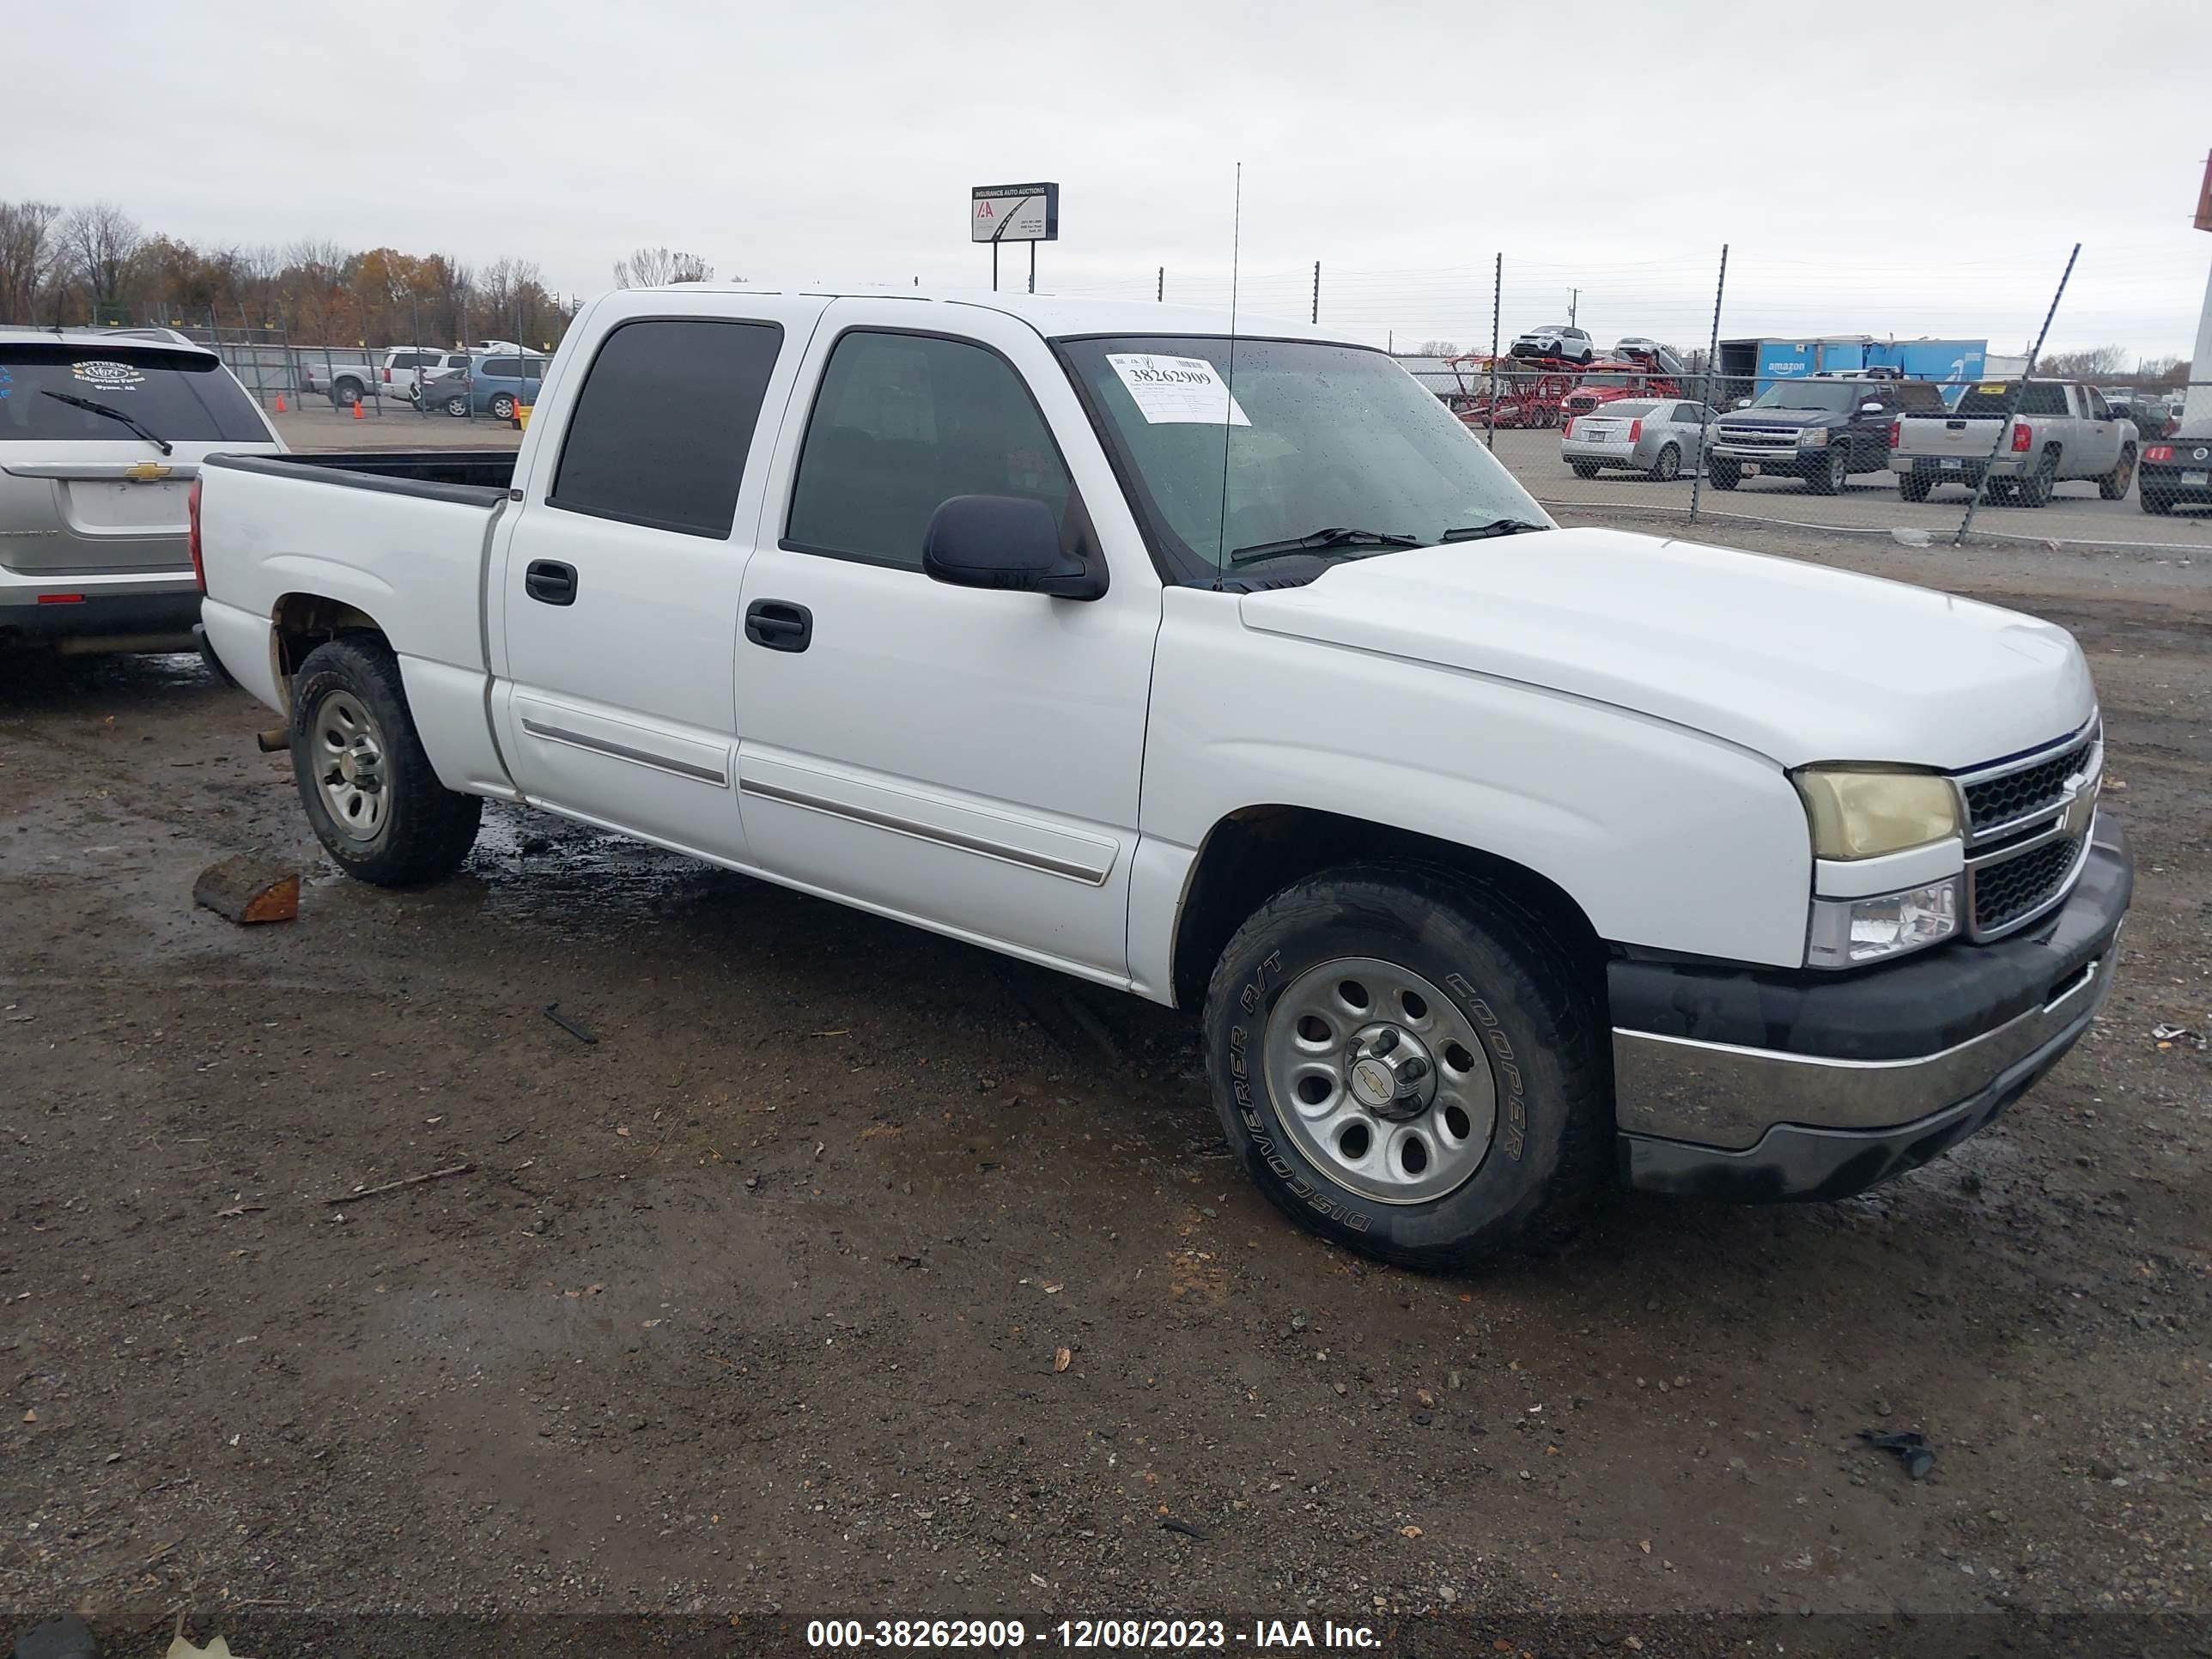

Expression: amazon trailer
xmin=971 ymin=182 xmax=1060 ymax=294
xmin=1718 ymin=336 xmax=1989 ymax=405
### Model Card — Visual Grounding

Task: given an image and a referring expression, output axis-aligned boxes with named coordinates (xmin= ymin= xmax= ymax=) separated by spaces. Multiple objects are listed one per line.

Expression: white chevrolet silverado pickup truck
xmin=192 ymin=285 xmax=2130 ymax=1268
xmin=1891 ymin=379 xmax=2139 ymax=506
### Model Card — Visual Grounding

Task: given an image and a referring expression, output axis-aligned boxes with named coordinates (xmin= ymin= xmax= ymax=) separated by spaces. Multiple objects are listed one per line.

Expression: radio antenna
xmin=1212 ymin=161 xmax=1243 ymax=587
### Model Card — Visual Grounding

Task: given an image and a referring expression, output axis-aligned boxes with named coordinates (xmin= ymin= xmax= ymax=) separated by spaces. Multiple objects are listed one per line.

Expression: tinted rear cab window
xmin=1954 ymin=383 xmax=2070 ymax=418
xmin=549 ymin=317 xmax=784 ymax=538
xmin=0 ymin=348 xmax=271 ymax=443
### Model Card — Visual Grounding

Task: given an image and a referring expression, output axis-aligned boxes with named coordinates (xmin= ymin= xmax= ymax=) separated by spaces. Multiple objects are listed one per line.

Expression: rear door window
xmin=0 ymin=347 xmax=270 ymax=443
xmin=548 ymin=317 xmax=784 ymax=538
xmin=784 ymin=330 xmax=1073 ymax=570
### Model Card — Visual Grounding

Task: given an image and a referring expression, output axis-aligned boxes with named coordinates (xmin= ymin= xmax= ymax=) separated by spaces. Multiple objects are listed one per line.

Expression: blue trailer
xmin=1720 ymin=336 xmax=1988 ymax=404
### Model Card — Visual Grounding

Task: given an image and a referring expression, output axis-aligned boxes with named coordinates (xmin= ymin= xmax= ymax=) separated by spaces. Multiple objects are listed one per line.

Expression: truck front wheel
xmin=1707 ymin=457 xmax=1741 ymax=490
xmin=289 ymin=636 xmax=482 ymax=887
xmin=1203 ymin=863 xmax=1609 ymax=1271
xmin=1808 ymin=446 xmax=1850 ymax=495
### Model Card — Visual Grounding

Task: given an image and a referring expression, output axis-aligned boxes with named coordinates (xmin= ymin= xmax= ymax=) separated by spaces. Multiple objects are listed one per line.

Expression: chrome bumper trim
xmin=1611 ymin=946 xmax=2114 ymax=1151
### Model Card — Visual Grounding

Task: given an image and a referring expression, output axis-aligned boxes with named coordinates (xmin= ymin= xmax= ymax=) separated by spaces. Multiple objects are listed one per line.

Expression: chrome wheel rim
xmin=1261 ymin=956 xmax=1498 ymax=1206
xmin=313 ymin=690 xmax=388 ymax=841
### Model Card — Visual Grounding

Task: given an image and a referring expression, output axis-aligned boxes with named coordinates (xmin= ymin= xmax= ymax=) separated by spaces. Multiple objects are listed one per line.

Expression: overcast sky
xmin=17 ymin=0 xmax=2212 ymax=359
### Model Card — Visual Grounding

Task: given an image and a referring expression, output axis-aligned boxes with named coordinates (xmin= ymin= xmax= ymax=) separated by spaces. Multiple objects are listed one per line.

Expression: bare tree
xmin=0 ymin=200 xmax=62 ymax=322
xmin=1416 ymin=339 xmax=1460 ymax=357
xmin=612 ymin=246 xmax=714 ymax=288
xmin=56 ymin=202 xmax=143 ymax=315
xmin=2039 ymin=344 xmax=2130 ymax=381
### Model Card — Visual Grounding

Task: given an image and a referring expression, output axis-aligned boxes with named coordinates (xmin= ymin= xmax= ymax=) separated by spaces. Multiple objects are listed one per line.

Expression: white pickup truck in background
xmin=193 ymin=285 xmax=2130 ymax=1267
xmin=1891 ymin=379 xmax=2139 ymax=505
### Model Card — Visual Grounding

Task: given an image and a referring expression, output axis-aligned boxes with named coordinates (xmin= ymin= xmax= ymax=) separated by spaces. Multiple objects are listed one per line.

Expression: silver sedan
xmin=1560 ymin=398 xmax=1717 ymax=482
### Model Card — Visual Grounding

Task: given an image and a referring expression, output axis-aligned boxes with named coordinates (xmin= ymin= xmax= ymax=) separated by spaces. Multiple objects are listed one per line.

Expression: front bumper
xmin=1708 ymin=444 xmax=1814 ymax=473
xmin=1611 ymin=816 xmax=2130 ymax=1201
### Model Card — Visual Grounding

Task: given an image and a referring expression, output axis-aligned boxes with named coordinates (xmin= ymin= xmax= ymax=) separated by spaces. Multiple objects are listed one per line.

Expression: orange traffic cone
xmin=274 ymin=394 xmax=286 ymax=413
xmin=351 ymin=398 xmax=364 ymax=421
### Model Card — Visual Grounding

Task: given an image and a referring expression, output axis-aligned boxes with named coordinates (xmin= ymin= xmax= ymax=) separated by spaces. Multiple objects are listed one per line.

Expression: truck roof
xmin=615 ymin=283 xmax=1340 ymax=346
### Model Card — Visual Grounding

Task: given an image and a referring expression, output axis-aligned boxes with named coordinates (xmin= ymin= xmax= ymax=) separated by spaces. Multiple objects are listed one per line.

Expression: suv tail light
xmin=1626 ymin=419 xmax=1642 ymax=443
xmin=1888 ymin=420 xmax=1900 ymax=448
xmin=2147 ymin=445 xmax=2172 ymax=463
xmin=187 ymin=477 xmax=205 ymax=593
xmin=2010 ymin=422 xmax=2033 ymax=453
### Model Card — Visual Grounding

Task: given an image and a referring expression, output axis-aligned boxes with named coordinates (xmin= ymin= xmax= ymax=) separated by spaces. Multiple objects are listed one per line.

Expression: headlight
xmin=1797 ymin=428 xmax=1829 ymax=447
xmin=1808 ymin=878 xmax=1960 ymax=968
xmin=1795 ymin=766 xmax=1960 ymax=860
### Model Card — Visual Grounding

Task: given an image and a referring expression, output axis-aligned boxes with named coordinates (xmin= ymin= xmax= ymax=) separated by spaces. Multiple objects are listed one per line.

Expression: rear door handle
xmin=745 ymin=599 xmax=811 ymax=653
xmin=526 ymin=560 xmax=577 ymax=605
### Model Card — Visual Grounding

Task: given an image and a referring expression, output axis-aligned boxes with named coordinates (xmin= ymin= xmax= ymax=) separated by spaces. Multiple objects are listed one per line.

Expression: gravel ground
xmin=2 ymin=512 xmax=2206 ymax=1658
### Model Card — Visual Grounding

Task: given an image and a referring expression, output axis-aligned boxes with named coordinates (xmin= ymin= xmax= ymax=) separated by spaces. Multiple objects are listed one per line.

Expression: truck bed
xmin=209 ymin=448 xmax=517 ymax=501
xmin=197 ymin=448 xmax=520 ymax=797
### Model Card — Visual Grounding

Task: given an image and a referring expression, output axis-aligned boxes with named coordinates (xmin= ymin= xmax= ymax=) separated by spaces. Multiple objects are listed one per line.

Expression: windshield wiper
xmin=1226 ymin=526 xmax=1419 ymax=566
xmin=40 ymin=389 xmax=173 ymax=455
xmin=1438 ymin=518 xmax=1547 ymax=542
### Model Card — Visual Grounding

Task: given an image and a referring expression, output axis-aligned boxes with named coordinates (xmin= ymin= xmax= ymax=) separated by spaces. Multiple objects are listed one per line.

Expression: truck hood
xmin=1719 ymin=408 xmax=1840 ymax=427
xmin=1237 ymin=528 xmax=2094 ymax=769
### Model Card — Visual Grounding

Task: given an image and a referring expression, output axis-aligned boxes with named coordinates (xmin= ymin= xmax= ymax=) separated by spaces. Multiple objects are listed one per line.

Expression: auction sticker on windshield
xmin=1106 ymin=354 xmax=1250 ymax=427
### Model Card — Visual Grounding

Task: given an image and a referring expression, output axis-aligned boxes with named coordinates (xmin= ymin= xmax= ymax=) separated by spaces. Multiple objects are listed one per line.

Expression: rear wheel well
xmin=272 ymin=592 xmax=387 ymax=689
xmin=1169 ymin=805 xmax=1604 ymax=1012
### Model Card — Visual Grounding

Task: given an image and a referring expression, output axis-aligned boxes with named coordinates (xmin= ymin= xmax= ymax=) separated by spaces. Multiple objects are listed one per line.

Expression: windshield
xmin=1749 ymin=380 xmax=1863 ymax=412
xmin=0 ymin=347 xmax=271 ymax=443
xmin=1059 ymin=335 xmax=1549 ymax=585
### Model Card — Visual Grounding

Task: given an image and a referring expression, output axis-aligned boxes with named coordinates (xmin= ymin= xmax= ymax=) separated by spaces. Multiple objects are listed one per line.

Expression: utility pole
xmin=1567 ymin=287 xmax=1579 ymax=328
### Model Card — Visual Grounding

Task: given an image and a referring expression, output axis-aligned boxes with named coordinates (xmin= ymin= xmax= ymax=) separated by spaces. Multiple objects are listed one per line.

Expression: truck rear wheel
xmin=1899 ymin=470 xmax=1933 ymax=503
xmin=289 ymin=636 xmax=481 ymax=887
xmin=1202 ymin=862 xmax=1608 ymax=1271
xmin=2017 ymin=450 xmax=2058 ymax=508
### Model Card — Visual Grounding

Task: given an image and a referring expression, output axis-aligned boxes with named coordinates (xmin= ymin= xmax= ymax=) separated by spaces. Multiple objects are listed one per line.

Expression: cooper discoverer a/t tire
xmin=1203 ymin=862 xmax=1608 ymax=1271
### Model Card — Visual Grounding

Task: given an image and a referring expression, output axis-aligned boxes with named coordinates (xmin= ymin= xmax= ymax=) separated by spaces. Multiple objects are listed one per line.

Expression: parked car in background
xmin=390 ymin=349 xmax=474 ymax=404
xmin=0 ymin=330 xmax=282 ymax=655
xmin=1612 ymin=337 xmax=1689 ymax=377
xmin=1510 ymin=324 xmax=1595 ymax=363
xmin=1890 ymin=380 xmax=2136 ymax=507
xmin=296 ymin=353 xmax=375 ymax=403
xmin=2139 ymin=431 xmax=2212 ymax=514
xmin=2106 ymin=392 xmax=2176 ymax=441
xmin=1561 ymin=397 xmax=1714 ymax=481
xmin=1559 ymin=361 xmax=1682 ymax=423
xmin=1708 ymin=375 xmax=1947 ymax=494
xmin=194 ymin=284 xmax=2130 ymax=1267
xmin=424 ymin=355 xmax=549 ymax=419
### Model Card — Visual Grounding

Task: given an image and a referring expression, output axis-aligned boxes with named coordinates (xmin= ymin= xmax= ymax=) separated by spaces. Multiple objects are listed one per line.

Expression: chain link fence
xmin=1049 ymin=247 xmax=2210 ymax=551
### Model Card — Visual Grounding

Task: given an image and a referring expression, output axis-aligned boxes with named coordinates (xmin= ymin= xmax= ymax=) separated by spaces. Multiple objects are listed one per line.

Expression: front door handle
xmin=526 ymin=560 xmax=577 ymax=605
xmin=745 ymin=599 xmax=811 ymax=653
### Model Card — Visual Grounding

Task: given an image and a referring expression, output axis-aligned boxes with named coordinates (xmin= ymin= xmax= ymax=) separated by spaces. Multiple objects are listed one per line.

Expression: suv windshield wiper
xmin=40 ymin=389 xmax=173 ymax=455
xmin=1226 ymin=526 xmax=1419 ymax=566
xmin=1437 ymin=518 xmax=1547 ymax=542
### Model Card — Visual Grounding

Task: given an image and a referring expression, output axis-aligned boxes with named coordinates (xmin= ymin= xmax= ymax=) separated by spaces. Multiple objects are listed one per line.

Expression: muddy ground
xmin=2 ymin=514 xmax=2206 ymax=1657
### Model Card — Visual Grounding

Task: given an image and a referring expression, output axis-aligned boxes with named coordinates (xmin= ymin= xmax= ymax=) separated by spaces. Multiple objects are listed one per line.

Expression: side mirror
xmin=922 ymin=495 xmax=1104 ymax=600
xmin=1857 ymin=401 xmax=1884 ymax=415
xmin=1732 ymin=397 xmax=1753 ymax=410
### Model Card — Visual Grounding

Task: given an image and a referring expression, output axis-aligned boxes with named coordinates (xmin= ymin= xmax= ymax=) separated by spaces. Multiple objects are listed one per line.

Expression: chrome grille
xmin=1715 ymin=423 xmax=1800 ymax=451
xmin=1955 ymin=719 xmax=2100 ymax=942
